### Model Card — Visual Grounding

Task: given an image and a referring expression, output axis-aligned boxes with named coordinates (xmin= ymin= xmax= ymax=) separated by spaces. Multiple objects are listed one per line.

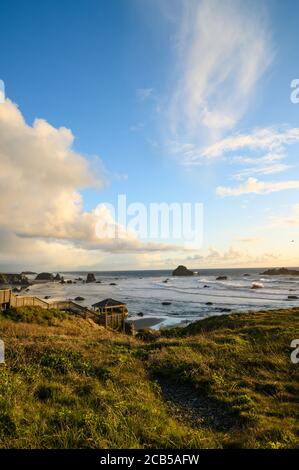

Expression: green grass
xmin=0 ymin=306 xmax=67 ymax=325
xmin=0 ymin=306 xmax=298 ymax=448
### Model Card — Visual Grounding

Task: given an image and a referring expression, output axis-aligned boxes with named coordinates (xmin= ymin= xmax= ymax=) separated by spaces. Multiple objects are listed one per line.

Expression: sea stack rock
xmin=172 ymin=265 xmax=194 ymax=276
xmin=261 ymin=267 xmax=299 ymax=276
xmin=54 ymin=273 xmax=61 ymax=281
xmin=86 ymin=273 xmax=96 ymax=283
xmin=35 ymin=272 xmax=54 ymax=281
xmin=0 ymin=273 xmax=29 ymax=286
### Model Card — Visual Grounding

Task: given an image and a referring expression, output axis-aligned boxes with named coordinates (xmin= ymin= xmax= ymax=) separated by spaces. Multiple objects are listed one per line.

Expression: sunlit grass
xmin=0 ymin=306 xmax=298 ymax=448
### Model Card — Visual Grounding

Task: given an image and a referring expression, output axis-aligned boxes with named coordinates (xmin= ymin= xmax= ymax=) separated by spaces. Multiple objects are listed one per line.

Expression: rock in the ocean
xmin=287 ymin=295 xmax=298 ymax=300
xmin=206 ymin=302 xmax=213 ymax=305
xmin=86 ymin=273 xmax=96 ymax=283
xmin=35 ymin=273 xmax=54 ymax=281
xmin=172 ymin=265 xmax=194 ymax=276
xmin=54 ymin=273 xmax=61 ymax=281
xmin=137 ymin=312 xmax=144 ymax=317
xmin=110 ymin=282 xmax=117 ymax=286
xmin=216 ymin=276 xmax=227 ymax=280
xmin=162 ymin=301 xmax=171 ymax=305
xmin=261 ymin=267 xmax=299 ymax=276
xmin=75 ymin=296 xmax=85 ymax=301
xmin=0 ymin=273 xmax=29 ymax=286
xmin=12 ymin=287 xmax=21 ymax=293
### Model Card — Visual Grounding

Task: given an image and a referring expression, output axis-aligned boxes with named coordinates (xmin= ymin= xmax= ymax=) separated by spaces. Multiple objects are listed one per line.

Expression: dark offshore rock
xmin=216 ymin=276 xmax=228 ymax=280
xmin=172 ymin=265 xmax=194 ymax=276
xmin=86 ymin=273 xmax=96 ymax=283
xmin=261 ymin=267 xmax=299 ymax=276
xmin=0 ymin=273 xmax=29 ymax=286
xmin=287 ymin=295 xmax=298 ymax=300
xmin=75 ymin=296 xmax=85 ymax=301
xmin=54 ymin=273 xmax=61 ymax=281
xmin=162 ymin=301 xmax=171 ymax=306
xmin=35 ymin=272 xmax=54 ymax=281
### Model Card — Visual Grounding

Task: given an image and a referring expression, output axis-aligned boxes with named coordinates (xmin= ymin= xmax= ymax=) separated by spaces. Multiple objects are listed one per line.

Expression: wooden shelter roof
xmin=92 ymin=298 xmax=126 ymax=308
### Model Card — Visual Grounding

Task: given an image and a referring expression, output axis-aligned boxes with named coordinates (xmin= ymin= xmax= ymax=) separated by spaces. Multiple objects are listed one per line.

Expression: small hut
xmin=91 ymin=298 xmax=128 ymax=331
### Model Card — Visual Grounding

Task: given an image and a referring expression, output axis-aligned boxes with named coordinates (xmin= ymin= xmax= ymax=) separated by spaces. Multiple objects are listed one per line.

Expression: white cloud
xmin=0 ymin=99 xmax=179 ymax=269
xmin=232 ymin=163 xmax=291 ymax=180
xmin=170 ymin=126 xmax=299 ymax=170
xmin=186 ymin=246 xmax=278 ymax=267
xmin=169 ymin=0 xmax=272 ymax=138
xmin=217 ymin=177 xmax=299 ymax=197
xmin=202 ymin=127 xmax=299 ymax=158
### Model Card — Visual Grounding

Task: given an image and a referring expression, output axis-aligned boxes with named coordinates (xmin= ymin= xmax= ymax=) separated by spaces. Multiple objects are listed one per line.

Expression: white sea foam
xmin=26 ymin=269 xmax=299 ymax=328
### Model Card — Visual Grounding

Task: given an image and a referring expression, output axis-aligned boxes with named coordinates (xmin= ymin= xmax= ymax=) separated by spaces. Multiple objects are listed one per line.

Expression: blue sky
xmin=0 ymin=0 xmax=299 ymax=270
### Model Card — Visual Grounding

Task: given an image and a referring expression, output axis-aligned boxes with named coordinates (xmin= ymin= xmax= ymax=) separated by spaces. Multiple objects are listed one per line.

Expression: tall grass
xmin=0 ymin=306 xmax=298 ymax=448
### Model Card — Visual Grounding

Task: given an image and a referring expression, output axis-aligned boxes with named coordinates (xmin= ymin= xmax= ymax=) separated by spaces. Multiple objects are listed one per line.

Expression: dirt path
xmin=156 ymin=378 xmax=236 ymax=432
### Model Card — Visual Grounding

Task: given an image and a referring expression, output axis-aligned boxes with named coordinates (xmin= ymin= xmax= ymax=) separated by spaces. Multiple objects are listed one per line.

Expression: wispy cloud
xmin=217 ymin=177 xmax=299 ymax=197
xmin=186 ymin=246 xmax=278 ymax=267
xmin=202 ymin=127 xmax=299 ymax=158
xmin=137 ymin=88 xmax=154 ymax=101
xmin=169 ymin=0 xmax=272 ymax=140
xmin=232 ymin=163 xmax=292 ymax=181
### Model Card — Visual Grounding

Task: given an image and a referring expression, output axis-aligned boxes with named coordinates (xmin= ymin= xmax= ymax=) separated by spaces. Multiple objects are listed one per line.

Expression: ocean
xmin=26 ymin=268 xmax=299 ymax=328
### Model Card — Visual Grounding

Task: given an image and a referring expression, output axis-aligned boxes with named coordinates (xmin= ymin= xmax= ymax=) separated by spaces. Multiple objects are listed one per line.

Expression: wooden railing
xmin=0 ymin=289 xmax=126 ymax=331
xmin=0 ymin=289 xmax=11 ymax=305
xmin=10 ymin=295 xmax=50 ymax=308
